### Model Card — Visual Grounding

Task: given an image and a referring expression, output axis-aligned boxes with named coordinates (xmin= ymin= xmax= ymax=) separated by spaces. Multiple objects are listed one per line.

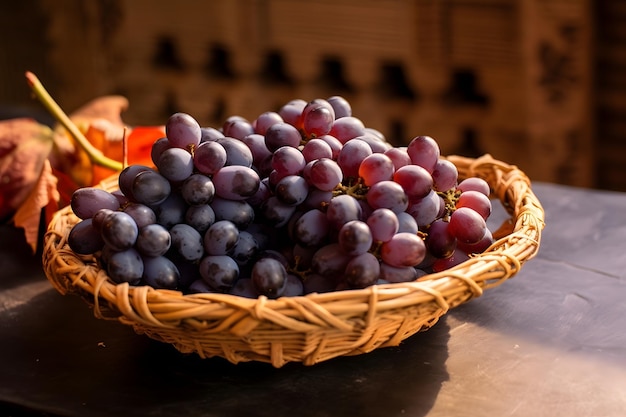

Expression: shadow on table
xmin=1 ymin=280 xmax=451 ymax=417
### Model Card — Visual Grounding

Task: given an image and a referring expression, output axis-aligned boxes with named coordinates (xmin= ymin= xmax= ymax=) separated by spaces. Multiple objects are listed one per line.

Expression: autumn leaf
xmin=13 ymin=159 xmax=60 ymax=253
xmin=0 ymin=118 xmax=54 ymax=222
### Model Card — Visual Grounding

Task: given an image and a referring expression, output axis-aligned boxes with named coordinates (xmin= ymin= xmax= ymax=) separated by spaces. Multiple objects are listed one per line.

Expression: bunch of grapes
xmin=67 ymin=96 xmax=494 ymax=299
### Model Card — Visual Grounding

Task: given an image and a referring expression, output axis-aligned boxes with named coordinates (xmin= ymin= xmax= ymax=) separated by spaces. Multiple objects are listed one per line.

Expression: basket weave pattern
xmin=42 ymin=154 xmax=545 ymax=367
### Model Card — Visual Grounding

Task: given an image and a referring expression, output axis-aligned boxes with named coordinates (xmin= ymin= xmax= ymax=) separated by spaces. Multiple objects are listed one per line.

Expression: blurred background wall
xmin=1 ymin=0 xmax=623 ymax=191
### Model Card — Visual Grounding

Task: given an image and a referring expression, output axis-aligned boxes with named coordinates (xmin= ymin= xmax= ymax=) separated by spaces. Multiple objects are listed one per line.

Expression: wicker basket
xmin=42 ymin=154 xmax=544 ymax=367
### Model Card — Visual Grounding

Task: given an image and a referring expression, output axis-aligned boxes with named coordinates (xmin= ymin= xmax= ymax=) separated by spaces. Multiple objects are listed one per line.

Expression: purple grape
xmin=70 ymin=187 xmax=120 ymax=220
xmin=165 ymin=112 xmax=201 ymax=150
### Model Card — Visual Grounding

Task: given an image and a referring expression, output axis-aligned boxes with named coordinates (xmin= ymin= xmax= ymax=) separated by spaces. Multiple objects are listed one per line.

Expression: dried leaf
xmin=12 ymin=159 xmax=60 ymax=253
xmin=0 ymin=118 xmax=54 ymax=221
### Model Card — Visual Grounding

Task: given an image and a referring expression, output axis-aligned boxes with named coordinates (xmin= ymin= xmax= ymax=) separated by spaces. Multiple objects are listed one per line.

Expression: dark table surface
xmin=1 ymin=181 xmax=625 ymax=417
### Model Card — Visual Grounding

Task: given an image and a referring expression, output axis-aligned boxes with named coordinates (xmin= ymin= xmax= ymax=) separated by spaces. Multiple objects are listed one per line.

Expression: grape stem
xmin=25 ymin=71 xmax=124 ymax=172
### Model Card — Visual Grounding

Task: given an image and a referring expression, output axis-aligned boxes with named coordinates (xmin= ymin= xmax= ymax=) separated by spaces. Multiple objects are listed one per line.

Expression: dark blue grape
xmin=70 ymin=188 xmax=120 ymax=220
xmin=135 ymin=223 xmax=171 ymax=257
xmin=181 ymin=173 xmax=215 ymax=206
xmin=100 ymin=211 xmax=138 ymax=251
xmin=169 ymin=223 xmax=204 ymax=262
xmin=131 ymin=169 xmax=171 ymax=206
xmin=142 ymin=256 xmax=180 ymax=289
xmin=106 ymin=248 xmax=143 ymax=285
xmin=199 ymin=255 xmax=239 ymax=292
xmin=185 ymin=204 xmax=215 ymax=233
xmin=68 ymin=218 xmax=104 ymax=255
xmin=203 ymin=220 xmax=239 ymax=255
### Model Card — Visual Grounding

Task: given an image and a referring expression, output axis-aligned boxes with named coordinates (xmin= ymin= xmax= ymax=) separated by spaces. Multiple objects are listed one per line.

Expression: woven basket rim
xmin=42 ymin=153 xmax=545 ymax=366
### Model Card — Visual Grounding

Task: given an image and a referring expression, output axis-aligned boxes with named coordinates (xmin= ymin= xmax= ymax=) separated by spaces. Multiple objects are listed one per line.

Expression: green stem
xmin=25 ymin=71 xmax=123 ymax=172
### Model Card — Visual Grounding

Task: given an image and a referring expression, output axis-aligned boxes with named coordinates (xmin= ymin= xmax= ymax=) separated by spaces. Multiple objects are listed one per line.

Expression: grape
xmin=329 ymin=116 xmax=366 ymax=143
xmin=246 ymin=178 xmax=272 ymax=207
xmin=301 ymin=187 xmax=333 ymax=211
xmin=337 ymin=138 xmax=372 ymax=179
xmin=70 ymin=188 xmax=120 ymax=219
xmin=135 ymin=223 xmax=171 ymax=257
xmin=327 ymin=95 xmax=352 ymax=118
xmin=91 ymin=208 xmax=114 ymax=233
xmin=241 ymin=133 xmax=272 ymax=167
xmin=317 ymin=134 xmax=343 ymax=159
xmin=407 ymin=135 xmax=440 ymax=173
xmin=216 ymin=137 xmax=254 ymax=167
xmin=118 ymin=165 xmax=152 ymax=200
xmin=185 ymin=204 xmax=215 ymax=233
xmin=271 ymin=145 xmax=306 ymax=176
xmin=384 ymin=147 xmax=411 ymax=170
xmin=305 ymin=158 xmax=343 ymax=192
xmin=68 ymin=218 xmax=104 ymax=255
xmin=357 ymin=133 xmax=392 ymax=153
xmin=188 ymin=279 xmax=217 ymax=294
xmin=406 ymin=190 xmax=442 ymax=227
xmin=283 ymin=274 xmax=305 ymax=297
xmin=200 ymin=126 xmax=224 ymax=142
xmin=393 ymin=164 xmax=433 ymax=201
xmin=301 ymin=138 xmax=333 ymax=162
xmin=311 ymin=243 xmax=351 ymax=277
xmin=264 ymin=122 xmax=302 ymax=152
xmin=180 ymin=173 xmax=215 ymax=206
xmin=293 ymin=208 xmax=330 ymax=247
xmin=123 ymin=203 xmax=157 ymax=229
xmin=165 ymin=112 xmax=201 ymax=150
xmin=326 ymin=194 xmax=362 ymax=229
xmin=302 ymin=99 xmax=335 ymax=138
xmin=130 ymin=169 xmax=171 ymax=206
xmin=380 ymin=232 xmax=427 ymax=268
xmin=367 ymin=208 xmax=399 ymax=243
xmin=338 ymin=220 xmax=373 ymax=256
xmin=156 ymin=147 xmax=194 ymax=182
xmin=212 ymin=165 xmax=260 ymax=200
xmin=193 ymin=141 xmax=227 ymax=175
xmin=170 ymin=223 xmax=204 ymax=262
xmin=223 ymin=118 xmax=254 ymax=140
xmin=278 ymin=99 xmax=307 ymax=128
xmin=457 ymin=177 xmax=490 ymax=197
xmin=275 ymin=175 xmax=309 ymax=206
xmin=199 ymin=255 xmax=239 ymax=292
xmin=379 ymin=262 xmax=419 ymax=283
xmin=448 ymin=207 xmax=487 ymax=244
xmin=204 ymin=220 xmax=239 ymax=255
xmin=303 ymin=273 xmax=338 ymax=294
xmin=396 ymin=211 xmax=419 ymax=234
xmin=229 ymin=278 xmax=258 ymax=298
xmin=431 ymin=159 xmax=458 ymax=192
xmin=456 ymin=190 xmax=492 ymax=220
xmin=457 ymin=227 xmax=493 ymax=254
xmin=260 ymin=196 xmax=297 ymax=228
xmin=344 ymin=252 xmax=380 ymax=289
xmin=155 ymin=192 xmax=187 ymax=229
xmin=426 ymin=219 xmax=456 ymax=259
xmin=142 ymin=256 xmax=179 ymax=289
xmin=230 ymin=231 xmax=259 ymax=266
xmin=100 ymin=211 xmax=138 ymax=251
xmin=366 ymin=180 xmax=409 ymax=213
xmin=106 ymin=248 xmax=143 ymax=285
xmin=358 ymin=153 xmax=395 ymax=186
xmin=432 ymin=250 xmax=470 ymax=272
xmin=251 ymin=257 xmax=287 ymax=299
xmin=254 ymin=111 xmax=284 ymax=135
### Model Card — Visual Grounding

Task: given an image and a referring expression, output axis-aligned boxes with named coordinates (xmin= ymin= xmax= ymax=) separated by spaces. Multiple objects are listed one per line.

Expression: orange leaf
xmin=0 ymin=118 xmax=54 ymax=221
xmin=13 ymin=159 xmax=60 ymax=253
